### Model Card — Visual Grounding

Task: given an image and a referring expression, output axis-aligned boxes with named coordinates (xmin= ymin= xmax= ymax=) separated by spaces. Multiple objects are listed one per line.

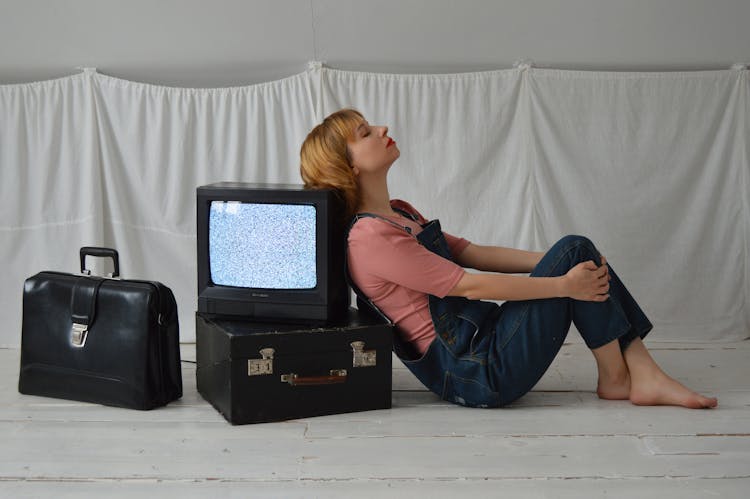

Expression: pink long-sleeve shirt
xmin=347 ymin=200 xmax=470 ymax=356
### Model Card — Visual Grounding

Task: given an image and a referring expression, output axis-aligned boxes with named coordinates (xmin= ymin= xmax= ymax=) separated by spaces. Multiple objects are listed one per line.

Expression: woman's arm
xmin=455 ymin=243 xmax=545 ymax=274
xmin=448 ymin=256 xmax=611 ymax=302
xmin=449 ymin=272 xmax=564 ymax=301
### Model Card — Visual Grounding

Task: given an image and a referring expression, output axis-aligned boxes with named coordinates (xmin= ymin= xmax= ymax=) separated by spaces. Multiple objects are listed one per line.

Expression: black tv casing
xmin=196 ymin=182 xmax=350 ymax=324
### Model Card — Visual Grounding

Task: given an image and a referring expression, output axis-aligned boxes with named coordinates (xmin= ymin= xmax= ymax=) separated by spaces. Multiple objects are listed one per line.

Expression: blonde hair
xmin=300 ymin=108 xmax=365 ymax=220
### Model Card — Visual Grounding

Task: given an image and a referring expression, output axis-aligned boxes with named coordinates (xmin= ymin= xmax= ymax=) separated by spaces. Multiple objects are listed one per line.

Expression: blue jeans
xmin=485 ymin=234 xmax=653 ymax=405
xmin=346 ymin=209 xmax=654 ymax=409
xmin=407 ymin=234 xmax=653 ymax=408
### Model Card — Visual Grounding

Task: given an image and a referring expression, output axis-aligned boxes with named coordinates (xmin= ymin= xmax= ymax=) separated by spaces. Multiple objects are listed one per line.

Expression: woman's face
xmin=347 ymin=120 xmax=400 ymax=176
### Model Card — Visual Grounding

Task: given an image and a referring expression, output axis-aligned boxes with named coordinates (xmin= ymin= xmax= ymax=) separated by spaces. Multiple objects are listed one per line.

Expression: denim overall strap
xmin=344 ymin=212 xmax=423 ymax=361
xmin=343 ymin=205 xmax=425 ymax=323
xmin=343 ymin=207 xmax=432 ymax=327
xmin=344 ymin=210 xmax=416 ymax=322
xmin=415 ymin=221 xmax=501 ymax=361
xmin=405 ymin=219 xmax=502 ymax=406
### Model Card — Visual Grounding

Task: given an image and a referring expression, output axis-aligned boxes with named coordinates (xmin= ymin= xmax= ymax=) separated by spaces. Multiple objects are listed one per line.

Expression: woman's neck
xmin=357 ymin=176 xmax=395 ymax=216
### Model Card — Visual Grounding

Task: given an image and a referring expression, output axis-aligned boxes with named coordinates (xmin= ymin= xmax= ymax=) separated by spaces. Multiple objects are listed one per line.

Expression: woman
xmin=300 ymin=108 xmax=717 ymax=409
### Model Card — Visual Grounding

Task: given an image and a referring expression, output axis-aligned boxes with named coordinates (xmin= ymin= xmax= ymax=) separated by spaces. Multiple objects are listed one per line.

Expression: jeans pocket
xmin=441 ymin=371 xmax=500 ymax=408
xmin=432 ymin=298 xmax=499 ymax=357
xmin=435 ymin=314 xmax=478 ymax=358
xmin=458 ymin=313 xmax=491 ymax=355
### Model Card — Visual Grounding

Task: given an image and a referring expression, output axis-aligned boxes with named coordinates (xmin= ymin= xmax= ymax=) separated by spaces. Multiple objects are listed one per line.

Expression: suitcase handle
xmin=80 ymin=247 xmax=120 ymax=278
xmin=281 ymin=370 xmax=348 ymax=386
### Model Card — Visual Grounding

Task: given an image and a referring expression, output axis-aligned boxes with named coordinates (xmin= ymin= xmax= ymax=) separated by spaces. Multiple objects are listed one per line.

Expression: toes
xmin=702 ymin=397 xmax=718 ymax=408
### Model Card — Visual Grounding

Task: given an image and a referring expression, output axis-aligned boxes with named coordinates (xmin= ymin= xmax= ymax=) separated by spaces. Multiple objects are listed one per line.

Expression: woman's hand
xmin=560 ymin=255 xmax=611 ymax=302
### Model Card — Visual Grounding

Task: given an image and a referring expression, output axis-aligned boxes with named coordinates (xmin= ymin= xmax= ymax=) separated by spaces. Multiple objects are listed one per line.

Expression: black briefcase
xmin=196 ymin=308 xmax=393 ymax=424
xmin=18 ymin=247 xmax=182 ymax=410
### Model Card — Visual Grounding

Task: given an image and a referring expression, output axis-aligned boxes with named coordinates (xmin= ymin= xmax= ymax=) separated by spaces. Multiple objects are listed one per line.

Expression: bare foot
xmin=597 ymin=370 xmax=631 ymax=400
xmin=629 ymin=371 xmax=718 ymax=409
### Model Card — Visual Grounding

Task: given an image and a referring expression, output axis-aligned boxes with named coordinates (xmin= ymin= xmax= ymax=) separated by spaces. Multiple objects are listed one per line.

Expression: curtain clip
xmin=730 ymin=63 xmax=747 ymax=70
xmin=307 ymin=61 xmax=325 ymax=71
xmin=513 ymin=59 xmax=535 ymax=71
xmin=75 ymin=67 xmax=97 ymax=75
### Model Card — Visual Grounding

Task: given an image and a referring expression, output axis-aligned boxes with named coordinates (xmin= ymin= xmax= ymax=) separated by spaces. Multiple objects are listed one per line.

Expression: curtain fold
xmin=1 ymin=73 xmax=105 ymax=347
xmin=525 ymin=68 xmax=746 ymax=341
xmin=741 ymin=70 xmax=750 ymax=335
xmin=320 ymin=68 xmax=533 ymax=249
xmin=1 ymin=66 xmax=747 ymax=346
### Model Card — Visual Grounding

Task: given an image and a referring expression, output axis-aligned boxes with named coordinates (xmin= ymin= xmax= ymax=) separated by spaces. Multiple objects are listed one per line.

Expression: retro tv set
xmin=196 ymin=182 xmax=350 ymax=323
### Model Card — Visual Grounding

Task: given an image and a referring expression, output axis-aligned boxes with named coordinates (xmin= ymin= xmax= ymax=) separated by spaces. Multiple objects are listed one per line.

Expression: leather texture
xmin=196 ymin=309 xmax=392 ymax=425
xmin=19 ymin=271 xmax=182 ymax=410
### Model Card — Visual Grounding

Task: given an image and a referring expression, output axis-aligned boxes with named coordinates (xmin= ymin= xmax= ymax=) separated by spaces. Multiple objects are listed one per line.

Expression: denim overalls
xmin=346 ymin=208 xmax=653 ymax=408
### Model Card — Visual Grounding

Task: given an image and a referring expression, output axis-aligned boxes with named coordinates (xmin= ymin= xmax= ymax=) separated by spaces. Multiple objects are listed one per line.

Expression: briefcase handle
xmin=280 ymin=370 xmax=348 ymax=386
xmin=80 ymin=247 xmax=120 ymax=278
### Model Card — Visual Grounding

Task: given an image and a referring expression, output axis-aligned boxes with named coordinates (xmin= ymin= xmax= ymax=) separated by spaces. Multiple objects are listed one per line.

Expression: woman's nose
xmin=380 ymin=126 xmax=388 ymax=136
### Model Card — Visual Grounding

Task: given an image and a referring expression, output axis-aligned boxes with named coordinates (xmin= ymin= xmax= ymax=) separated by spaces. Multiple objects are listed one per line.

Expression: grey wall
xmin=0 ymin=0 xmax=748 ymax=86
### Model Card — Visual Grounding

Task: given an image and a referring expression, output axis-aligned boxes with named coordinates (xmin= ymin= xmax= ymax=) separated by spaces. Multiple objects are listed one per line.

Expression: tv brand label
xmin=251 ymin=293 xmax=270 ymax=298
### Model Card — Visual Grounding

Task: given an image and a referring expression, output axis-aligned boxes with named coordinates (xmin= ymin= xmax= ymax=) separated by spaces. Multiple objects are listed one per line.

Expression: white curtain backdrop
xmin=1 ymin=65 xmax=748 ymax=347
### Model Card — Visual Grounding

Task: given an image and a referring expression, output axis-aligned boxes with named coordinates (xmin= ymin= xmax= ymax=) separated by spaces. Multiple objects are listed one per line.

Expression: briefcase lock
xmin=70 ymin=323 xmax=88 ymax=348
xmin=351 ymin=341 xmax=377 ymax=367
xmin=248 ymin=348 xmax=275 ymax=376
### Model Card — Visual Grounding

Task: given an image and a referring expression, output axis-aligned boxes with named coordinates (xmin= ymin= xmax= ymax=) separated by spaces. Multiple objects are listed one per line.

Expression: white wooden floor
xmin=1 ymin=340 xmax=748 ymax=498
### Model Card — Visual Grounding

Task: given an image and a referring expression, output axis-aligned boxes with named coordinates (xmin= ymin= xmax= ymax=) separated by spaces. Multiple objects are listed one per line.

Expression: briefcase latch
xmin=248 ymin=348 xmax=275 ymax=376
xmin=351 ymin=341 xmax=377 ymax=367
xmin=70 ymin=323 xmax=88 ymax=348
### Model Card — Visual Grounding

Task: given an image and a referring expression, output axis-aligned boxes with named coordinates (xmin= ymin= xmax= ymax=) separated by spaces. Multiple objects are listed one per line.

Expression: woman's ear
xmin=352 ymin=165 xmax=360 ymax=176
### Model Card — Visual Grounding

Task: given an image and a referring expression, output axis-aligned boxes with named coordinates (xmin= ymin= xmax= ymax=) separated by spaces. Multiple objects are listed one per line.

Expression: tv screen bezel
xmin=197 ymin=183 xmax=334 ymax=307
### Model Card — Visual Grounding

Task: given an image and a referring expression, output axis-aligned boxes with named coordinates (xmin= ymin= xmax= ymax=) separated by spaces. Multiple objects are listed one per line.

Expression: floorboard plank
xmin=2 ymin=422 xmax=748 ymax=480
xmin=0 ymin=478 xmax=750 ymax=499
xmin=2 ymin=477 xmax=749 ymax=499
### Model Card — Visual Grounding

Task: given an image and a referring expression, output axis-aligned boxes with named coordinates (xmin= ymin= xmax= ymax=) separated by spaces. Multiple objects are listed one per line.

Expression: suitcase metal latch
xmin=71 ymin=323 xmax=88 ymax=348
xmin=248 ymin=348 xmax=275 ymax=376
xmin=351 ymin=341 xmax=377 ymax=367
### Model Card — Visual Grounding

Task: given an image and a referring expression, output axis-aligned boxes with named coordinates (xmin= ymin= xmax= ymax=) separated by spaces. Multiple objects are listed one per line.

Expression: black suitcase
xmin=19 ymin=247 xmax=182 ymax=410
xmin=196 ymin=308 xmax=393 ymax=424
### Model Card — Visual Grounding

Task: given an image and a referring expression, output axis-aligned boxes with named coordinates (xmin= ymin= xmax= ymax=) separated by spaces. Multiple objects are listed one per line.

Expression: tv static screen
xmin=209 ymin=201 xmax=317 ymax=289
